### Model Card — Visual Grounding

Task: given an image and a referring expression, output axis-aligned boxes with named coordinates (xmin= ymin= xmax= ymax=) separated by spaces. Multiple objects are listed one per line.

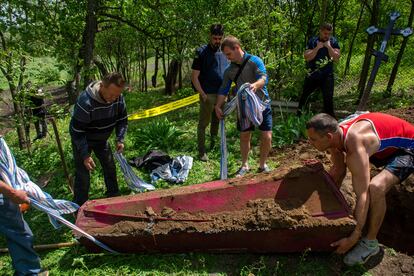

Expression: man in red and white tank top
xmin=306 ymin=112 xmax=414 ymax=266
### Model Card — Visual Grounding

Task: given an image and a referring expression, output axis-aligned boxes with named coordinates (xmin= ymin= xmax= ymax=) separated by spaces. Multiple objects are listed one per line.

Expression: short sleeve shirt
xmin=191 ymin=44 xmax=228 ymax=94
xmin=218 ymin=52 xmax=269 ymax=100
xmin=306 ymin=36 xmax=340 ymax=76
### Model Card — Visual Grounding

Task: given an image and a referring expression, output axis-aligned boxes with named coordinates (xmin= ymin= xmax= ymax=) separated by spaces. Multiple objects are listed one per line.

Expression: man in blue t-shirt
xmin=192 ymin=24 xmax=228 ymax=161
xmin=215 ymin=36 xmax=272 ymax=177
xmin=297 ymin=23 xmax=340 ymax=118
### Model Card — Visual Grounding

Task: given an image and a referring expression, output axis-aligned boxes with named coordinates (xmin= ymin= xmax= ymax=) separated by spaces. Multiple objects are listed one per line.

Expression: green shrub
xmin=272 ymin=112 xmax=312 ymax=148
xmin=133 ymin=118 xmax=185 ymax=152
xmin=37 ymin=66 xmax=61 ymax=84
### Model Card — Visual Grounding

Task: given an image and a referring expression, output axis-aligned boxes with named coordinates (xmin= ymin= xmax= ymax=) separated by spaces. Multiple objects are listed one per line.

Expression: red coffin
xmin=75 ymin=162 xmax=355 ymax=253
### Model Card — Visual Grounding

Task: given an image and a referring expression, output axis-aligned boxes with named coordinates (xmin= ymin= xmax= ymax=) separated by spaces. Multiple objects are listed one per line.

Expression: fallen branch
xmin=0 ymin=241 xmax=78 ymax=254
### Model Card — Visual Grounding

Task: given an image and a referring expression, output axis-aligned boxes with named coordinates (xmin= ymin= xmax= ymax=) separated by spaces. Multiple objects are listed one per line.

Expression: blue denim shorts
xmin=373 ymin=150 xmax=414 ymax=181
xmin=237 ymin=107 xmax=273 ymax=132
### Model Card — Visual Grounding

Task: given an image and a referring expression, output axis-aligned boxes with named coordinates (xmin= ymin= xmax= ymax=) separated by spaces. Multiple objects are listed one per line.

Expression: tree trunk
xmin=357 ymin=0 xmax=380 ymax=104
xmin=343 ymin=4 xmax=365 ymax=77
xmin=152 ymin=47 xmax=159 ymax=87
xmin=319 ymin=0 xmax=328 ymax=27
xmin=140 ymin=46 xmax=145 ymax=91
xmin=386 ymin=0 xmax=414 ymax=94
xmin=162 ymin=39 xmax=167 ymax=84
xmin=81 ymin=0 xmax=99 ymax=87
xmin=305 ymin=3 xmax=318 ymax=46
xmin=17 ymin=57 xmax=32 ymax=154
xmin=178 ymin=61 xmax=182 ymax=89
xmin=10 ymin=86 xmax=26 ymax=150
xmin=332 ymin=0 xmax=345 ymax=36
xmin=144 ymin=43 xmax=148 ymax=92
xmin=3 ymin=56 xmax=27 ymax=149
xmin=165 ymin=59 xmax=179 ymax=95
xmin=67 ymin=62 xmax=82 ymax=105
xmin=137 ymin=46 xmax=142 ymax=91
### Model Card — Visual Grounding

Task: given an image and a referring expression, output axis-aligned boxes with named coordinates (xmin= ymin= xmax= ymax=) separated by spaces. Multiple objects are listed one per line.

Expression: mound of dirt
xmin=378 ymin=175 xmax=414 ymax=255
xmin=270 ymin=141 xmax=357 ymax=210
xmin=360 ymin=246 xmax=414 ymax=275
xmin=382 ymin=106 xmax=414 ymax=124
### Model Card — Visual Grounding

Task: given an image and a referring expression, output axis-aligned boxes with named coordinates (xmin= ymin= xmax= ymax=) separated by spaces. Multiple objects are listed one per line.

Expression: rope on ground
xmin=219 ymin=83 xmax=266 ymax=179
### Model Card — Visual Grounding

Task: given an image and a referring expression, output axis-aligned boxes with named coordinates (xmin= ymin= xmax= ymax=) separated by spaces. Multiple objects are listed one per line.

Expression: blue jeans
xmin=0 ymin=194 xmax=41 ymax=275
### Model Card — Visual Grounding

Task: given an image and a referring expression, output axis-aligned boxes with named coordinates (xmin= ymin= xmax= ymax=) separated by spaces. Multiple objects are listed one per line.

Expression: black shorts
xmin=372 ymin=150 xmax=414 ymax=181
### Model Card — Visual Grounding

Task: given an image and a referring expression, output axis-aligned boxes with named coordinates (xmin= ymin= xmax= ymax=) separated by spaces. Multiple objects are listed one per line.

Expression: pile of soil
xmin=269 ymin=140 xmax=357 ymax=210
xmin=382 ymin=106 xmax=414 ymax=123
xmin=378 ymin=177 xmax=414 ymax=253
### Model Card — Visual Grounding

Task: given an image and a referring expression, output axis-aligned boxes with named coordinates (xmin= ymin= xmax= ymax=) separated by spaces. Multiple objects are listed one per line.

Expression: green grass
xmin=1 ymin=60 xmax=414 ymax=274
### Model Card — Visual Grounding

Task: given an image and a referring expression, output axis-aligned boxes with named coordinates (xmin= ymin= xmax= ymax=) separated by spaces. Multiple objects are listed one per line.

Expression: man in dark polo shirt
xmin=70 ymin=72 xmax=127 ymax=206
xmin=215 ymin=36 xmax=272 ymax=177
xmin=192 ymin=24 xmax=228 ymax=161
xmin=297 ymin=23 xmax=340 ymax=118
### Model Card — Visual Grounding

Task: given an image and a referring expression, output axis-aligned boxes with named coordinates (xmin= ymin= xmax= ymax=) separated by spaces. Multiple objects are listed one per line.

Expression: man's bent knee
xmin=369 ymin=182 xmax=386 ymax=201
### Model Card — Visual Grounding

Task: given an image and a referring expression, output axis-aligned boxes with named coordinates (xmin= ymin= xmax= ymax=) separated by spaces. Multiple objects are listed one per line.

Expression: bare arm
xmin=250 ymin=78 xmax=265 ymax=92
xmin=214 ymin=94 xmax=226 ymax=119
xmin=325 ymin=41 xmax=341 ymax=62
xmin=347 ymin=146 xmax=371 ymax=238
xmin=331 ymin=135 xmax=371 ymax=253
xmin=0 ymin=180 xmax=30 ymax=204
xmin=327 ymin=148 xmax=347 ymax=187
xmin=304 ymin=41 xmax=324 ymax=62
xmin=250 ymin=56 xmax=267 ymax=93
xmin=191 ymin=70 xmax=207 ymax=101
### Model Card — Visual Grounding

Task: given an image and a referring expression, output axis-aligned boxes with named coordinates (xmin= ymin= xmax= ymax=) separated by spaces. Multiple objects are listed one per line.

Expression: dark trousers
xmin=72 ymin=140 xmax=119 ymax=206
xmin=297 ymin=74 xmax=335 ymax=118
xmin=197 ymin=94 xmax=219 ymax=155
xmin=34 ymin=114 xmax=47 ymax=138
xmin=0 ymin=195 xmax=41 ymax=275
xmin=24 ymin=114 xmax=47 ymax=140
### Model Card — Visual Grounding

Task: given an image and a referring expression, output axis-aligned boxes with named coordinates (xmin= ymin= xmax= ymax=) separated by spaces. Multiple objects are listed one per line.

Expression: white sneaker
xmin=344 ymin=238 xmax=380 ymax=266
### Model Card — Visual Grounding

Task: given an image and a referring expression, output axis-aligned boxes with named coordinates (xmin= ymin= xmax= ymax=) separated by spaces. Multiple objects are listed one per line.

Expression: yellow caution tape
xmin=128 ymin=94 xmax=200 ymax=121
